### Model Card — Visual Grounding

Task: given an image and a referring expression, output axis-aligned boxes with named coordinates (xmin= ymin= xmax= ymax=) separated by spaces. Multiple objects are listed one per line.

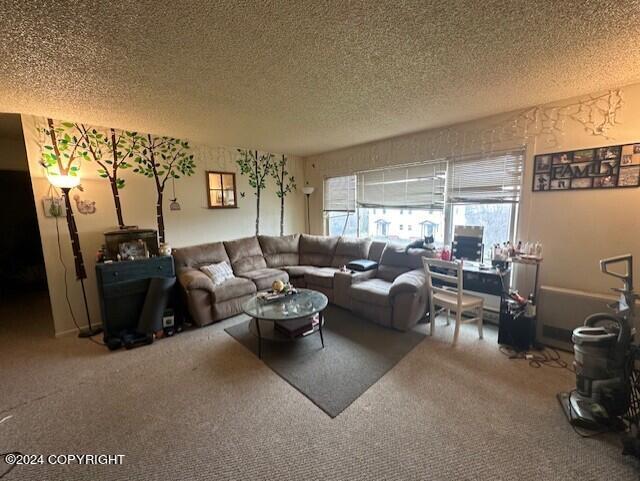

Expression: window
xmin=451 ymin=204 xmax=515 ymax=261
xmin=447 ymin=150 xmax=524 ymax=204
xmin=207 ymin=171 xmax=237 ymax=208
xmin=446 ymin=149 xmax=523 ymax=258
xmin=327 ymin=211 xmax=358 ymax=237
xmin=324 ymin=175 xmax=356 ymax=236
xmin=376 ymin=219 xmax=389 ymax=237
xmin=323 ymin=175 xmax=356 ymax=212
xmin=359 ymin=207 xmax=445 ymax=244
xmin=322 ymin=150 xmax=523 ymax=250
xmin=357 ymin=161 xmax=447 ymax=210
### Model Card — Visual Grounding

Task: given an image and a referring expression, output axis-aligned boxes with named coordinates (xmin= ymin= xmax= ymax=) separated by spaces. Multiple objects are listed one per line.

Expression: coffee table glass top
xmin=243 ymin=289 xmax=328 ymax=321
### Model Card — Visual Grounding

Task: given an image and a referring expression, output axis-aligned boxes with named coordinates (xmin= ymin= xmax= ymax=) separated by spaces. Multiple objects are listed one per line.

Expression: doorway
xmin=0 ymin=113 xmax=52 ymax=335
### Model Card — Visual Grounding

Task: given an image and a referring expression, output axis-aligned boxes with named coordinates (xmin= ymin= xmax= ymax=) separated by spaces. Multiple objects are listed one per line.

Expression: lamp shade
xmin=302 ymin=186 xmax=315 ymax=195
xmin=47 ymin=173 xmax=80 ymax=189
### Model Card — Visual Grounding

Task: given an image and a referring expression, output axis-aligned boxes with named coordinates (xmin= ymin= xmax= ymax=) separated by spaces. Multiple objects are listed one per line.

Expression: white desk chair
xmin=423 ymin=258 xmax=484 ymax=345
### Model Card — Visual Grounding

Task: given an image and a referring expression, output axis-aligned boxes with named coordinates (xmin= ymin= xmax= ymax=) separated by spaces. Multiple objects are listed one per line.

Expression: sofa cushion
xmin=389 ymin=268 xmax=426 ymax=297
xmin=331 ymin=237 xmax=372 ymax=268
xmin=350 ymin=278 xmax=392 ymax=306
xmin=211 ymin=277 xmax=256 ymax=303
xmin=377 ymin=244 xmax=431 ymax=282
xmin=178 ymin=268 xmax=215 ymax=292
xmin=223 ymin=236 xmax=267 ymax=275
xmin=282 ymin=265 xmax=317 ymax=278
xmin=378 ymin=265 xmax=410 ymax=283
xmin=305 ymin=267 xmax=340 ymax=288
xmin=258 ymin=234 xmax=300 ymax=268
xmin=346 ymin=259 xmax=378 ymax=272
xmin=299 ymin=234 xmax=339 ymax=267
xmin=200 ymin=260 xmax=235 ymax=286
xmin=240 ymin=268 xmax=289 ymax=291
xmin=173 ymin=242 xmax=230 ymax=274
xmin=368 ymin=241 xmax=387 ymax=262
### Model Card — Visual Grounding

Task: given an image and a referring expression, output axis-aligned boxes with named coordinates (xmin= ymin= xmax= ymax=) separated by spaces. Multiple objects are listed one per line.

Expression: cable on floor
xmin=499 ymin=344 xmax=574 ymax=372
xmin=54 ymin=215 xmax=104 ymax=347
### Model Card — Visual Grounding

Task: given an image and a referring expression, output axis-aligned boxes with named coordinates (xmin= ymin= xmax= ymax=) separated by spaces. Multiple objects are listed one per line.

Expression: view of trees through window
xmin=451 ymin=204 xmax=513 ymax=261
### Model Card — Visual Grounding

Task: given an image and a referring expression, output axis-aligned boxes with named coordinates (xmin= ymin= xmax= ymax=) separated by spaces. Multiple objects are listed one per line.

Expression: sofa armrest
xmin=333 ymin=269 xmax=377 ymax=309
xmin=348 ymin=269 xmax=378 ymax=284
xmin=333 ymin=269 xmax=377 ymax=288
xmin=389 ymin=268 xmax=426 ymax=297
xmin=178 ymin=268 xmax=215 ymax=293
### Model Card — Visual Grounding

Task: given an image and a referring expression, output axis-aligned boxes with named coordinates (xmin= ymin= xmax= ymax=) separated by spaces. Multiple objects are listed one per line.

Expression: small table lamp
xmin=302 ymin=185 xmax=314 ymax=234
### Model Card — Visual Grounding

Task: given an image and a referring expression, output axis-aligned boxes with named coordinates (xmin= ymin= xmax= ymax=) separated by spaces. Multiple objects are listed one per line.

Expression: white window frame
xmin=323 ymin=150 xmax=524 ymax=243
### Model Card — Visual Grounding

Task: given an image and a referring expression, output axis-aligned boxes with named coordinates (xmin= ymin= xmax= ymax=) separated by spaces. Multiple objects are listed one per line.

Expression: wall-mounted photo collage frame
xmin=532 ymin=142 xmax=640 ymax=192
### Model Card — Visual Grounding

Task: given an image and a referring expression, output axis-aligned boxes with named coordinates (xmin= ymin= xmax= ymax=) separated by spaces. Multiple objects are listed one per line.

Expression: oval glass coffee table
xmin=243 ymin=289 xmax=328 ymax=359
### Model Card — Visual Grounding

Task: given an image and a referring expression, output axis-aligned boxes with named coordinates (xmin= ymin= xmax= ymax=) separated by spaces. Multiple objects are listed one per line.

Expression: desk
xmin=432 ymin=262 xmax=510 ymax=297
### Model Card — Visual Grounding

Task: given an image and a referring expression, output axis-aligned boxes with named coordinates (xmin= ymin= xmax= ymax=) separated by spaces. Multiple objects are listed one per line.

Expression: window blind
xmin=323 ymin=175 xmax=356 ymax=212
xmin=356 ymin=161 xmax=447 ymax=210
xmin=447 ymin=149 xmax=524 ymax=204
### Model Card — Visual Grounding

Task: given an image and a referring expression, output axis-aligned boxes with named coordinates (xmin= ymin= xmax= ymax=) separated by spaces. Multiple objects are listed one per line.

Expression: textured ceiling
xmin=1 ymin=1 xmax=640 ymax=156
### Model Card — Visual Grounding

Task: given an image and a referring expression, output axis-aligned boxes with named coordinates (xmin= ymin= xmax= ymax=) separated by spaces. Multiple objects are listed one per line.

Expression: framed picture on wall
xmin=619 ymin=166 xmax=640 ymax=187
xmin=532 ymin=141 xmax=640 ymax=192
xmin=207 ymin=171 xmax=238 ymax=208
xmin=535 ymin=155 xmax=551 ymax=173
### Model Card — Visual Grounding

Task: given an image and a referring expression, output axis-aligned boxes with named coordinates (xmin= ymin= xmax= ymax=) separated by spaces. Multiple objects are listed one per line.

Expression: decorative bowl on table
xmin=256 ymin=282 xmax=297 ymax=303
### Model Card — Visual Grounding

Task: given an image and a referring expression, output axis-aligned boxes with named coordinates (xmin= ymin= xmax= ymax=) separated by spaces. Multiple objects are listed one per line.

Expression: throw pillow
xmin=200 ymin=261 xmax=234 ymax=286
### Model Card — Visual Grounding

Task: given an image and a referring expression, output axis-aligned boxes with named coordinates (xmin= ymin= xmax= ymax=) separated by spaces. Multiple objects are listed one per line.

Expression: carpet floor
xmin=225 ymin=306 xmax=426 ymax=417
xmin=1 ymin=291 xmax=639 ymax=480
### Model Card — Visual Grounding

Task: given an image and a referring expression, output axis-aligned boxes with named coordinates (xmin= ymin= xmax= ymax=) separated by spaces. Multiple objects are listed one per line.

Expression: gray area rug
xmin=225 ymin=305 xmax=427 ymax=417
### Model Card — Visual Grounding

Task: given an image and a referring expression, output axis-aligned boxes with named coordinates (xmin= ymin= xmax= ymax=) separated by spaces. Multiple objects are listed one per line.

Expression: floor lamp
xmin=48 ymin=173 xmax=103 ymax=338
xmin=302 ymin=186 xmax=314 ymax=234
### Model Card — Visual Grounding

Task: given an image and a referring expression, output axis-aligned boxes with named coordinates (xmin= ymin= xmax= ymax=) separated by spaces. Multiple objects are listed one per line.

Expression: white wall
xmin=304 ymin=83 xmax=640 ymax=297
xmin=22 ymin=115 xmax=305 ymax=335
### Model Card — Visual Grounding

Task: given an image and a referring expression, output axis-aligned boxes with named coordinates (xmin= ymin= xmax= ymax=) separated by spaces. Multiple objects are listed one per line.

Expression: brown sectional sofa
xmin=173 ymin=234 xmax=433 ymax=331
xmin=350 ymin=247 xmax=429 ymax=329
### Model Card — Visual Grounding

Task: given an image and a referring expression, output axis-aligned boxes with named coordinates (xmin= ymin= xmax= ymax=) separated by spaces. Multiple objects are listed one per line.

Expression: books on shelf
xmin=274 ymin=314 xmax=320 ymax=338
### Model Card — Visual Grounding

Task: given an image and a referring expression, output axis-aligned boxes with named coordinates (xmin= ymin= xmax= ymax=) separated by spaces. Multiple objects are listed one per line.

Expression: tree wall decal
xmin=133 ymin=135 xmax=195 ymax=243
xmin=40 ymin=118 xmax=102 ymax=336
xmin=236 ymin=149 xmax=273 ymax=235
xmin=74 ymin=124 xmax=140 ymax=229
xmin=40 ymin=118 xmax=86 ymax=279
xmin=270 ymin=154 xmax=296 ymax=236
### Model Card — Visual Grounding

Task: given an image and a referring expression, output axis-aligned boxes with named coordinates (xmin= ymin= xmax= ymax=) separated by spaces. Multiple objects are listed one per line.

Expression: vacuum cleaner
xmin=558 ymin=254 xmax=637 ymax=431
